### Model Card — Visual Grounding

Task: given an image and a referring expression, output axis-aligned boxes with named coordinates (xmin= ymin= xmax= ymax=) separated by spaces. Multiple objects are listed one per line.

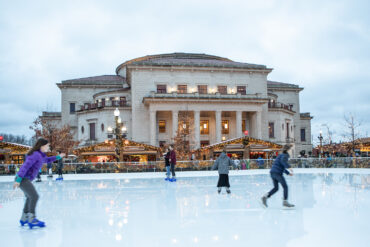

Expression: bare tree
xmin=342 ymin=113 xmax=362 ymax=154
xmin=0 ymin=133 xmax=31 ymax=145
xmin=29 ymin=117 xmax=79 ymax=154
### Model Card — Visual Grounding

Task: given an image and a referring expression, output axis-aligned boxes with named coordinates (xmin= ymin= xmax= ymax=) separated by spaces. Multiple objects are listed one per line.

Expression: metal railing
xmin=0 ymin=157 xmax=369 ymax=175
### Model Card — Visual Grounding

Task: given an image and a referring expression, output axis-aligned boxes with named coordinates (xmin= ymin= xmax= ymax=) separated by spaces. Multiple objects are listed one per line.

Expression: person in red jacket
xmin=169 ymin=145 xmax=177 ymax=182
xmin=13 ymin=138 xmax=65 ymax=229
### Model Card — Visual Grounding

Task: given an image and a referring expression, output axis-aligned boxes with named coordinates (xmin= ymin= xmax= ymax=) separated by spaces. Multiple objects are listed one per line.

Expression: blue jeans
xmin=268 ymin=172 xmax=288 ymax=200
xmin=165 ymin=166 xmax=171 ymax=178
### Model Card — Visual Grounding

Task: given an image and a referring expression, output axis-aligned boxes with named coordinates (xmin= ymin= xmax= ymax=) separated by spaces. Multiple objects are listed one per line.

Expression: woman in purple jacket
xmin=13 ymin=138 xmax=65 ymax=229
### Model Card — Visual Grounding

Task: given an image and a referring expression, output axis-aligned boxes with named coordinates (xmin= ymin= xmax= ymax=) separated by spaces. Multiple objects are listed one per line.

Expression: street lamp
xmin=107 ymin=108 xmax=128 ymax=162
xmin=318 ymin=130 xmax=323 ymax=158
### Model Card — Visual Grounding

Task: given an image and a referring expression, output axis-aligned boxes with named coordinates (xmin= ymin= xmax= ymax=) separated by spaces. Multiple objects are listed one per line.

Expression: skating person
xmin=164 ymin=148 xmax=171 ymax=181
xmin=13 ymin=138 xmax=65 ymax=229
xmin=169 ymin=145 xmax=177 ymax=182
xmin=261 ymin=144 xmax=295 ymax=208
xmin=56 ymin=150 xmax=64 ymax=180
xmin=47 ymin=162 xmax=53 ymax=178
xmin=36 ymin=169 xmax=42 ymax=182
xmin=212 ymin=148 xmax=237 ymax=194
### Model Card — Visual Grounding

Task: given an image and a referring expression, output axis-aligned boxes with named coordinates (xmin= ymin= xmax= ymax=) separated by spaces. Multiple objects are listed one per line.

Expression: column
xmin=149 ymin=110 xmax=156 ymax=146
xmin=194 ymin=110 xmax=200 ymax=149
xmin=256 ymin=110 xmax=262 ymax=139
xmin=172 ymin=110 xmax=178 ymax=140
xmin=215 ymin=110 xmax=221 ymax=143
xmin=250 ymin=112 xmax=256 ymax=138
xmin=236 ymin=110 xmax=242 ymax=138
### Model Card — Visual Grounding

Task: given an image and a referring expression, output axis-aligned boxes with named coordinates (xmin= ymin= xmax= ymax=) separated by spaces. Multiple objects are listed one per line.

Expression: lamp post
xmin=107 ymin=108 xmax=128 ymax=162
xmin=318 ymin=130 xmax=323 ymax=158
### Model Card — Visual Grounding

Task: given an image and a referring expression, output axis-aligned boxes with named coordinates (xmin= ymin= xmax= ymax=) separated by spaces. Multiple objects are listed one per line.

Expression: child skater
xmin=212 ymin=147 xmax=237 ymax=194
xmin=56 ymin=150 xmax=64 ymax=181
xmin=13 ymin=138 xmax=65 ymax=229
xmin=261 ymin=144 xmax=295 ymax=208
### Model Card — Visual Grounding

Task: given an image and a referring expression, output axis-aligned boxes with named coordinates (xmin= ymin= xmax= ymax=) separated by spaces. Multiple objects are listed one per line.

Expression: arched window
xmin=101 ymin=123 xmax=105 ymax=132
xmin=81 ymin=126 xmax=84 ymax=134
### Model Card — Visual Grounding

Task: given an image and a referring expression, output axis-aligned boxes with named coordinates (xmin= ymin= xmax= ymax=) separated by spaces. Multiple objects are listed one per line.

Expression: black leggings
xmin=20 ymin=179 xmax=39 ymax=214
xmin=268 ymin=172 xmax=288 ymax=200
xmin=170 ymin=164 xmax=176 ymax=177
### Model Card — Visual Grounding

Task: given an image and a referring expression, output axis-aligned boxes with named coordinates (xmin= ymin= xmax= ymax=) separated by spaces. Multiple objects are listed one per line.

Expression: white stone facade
xmin=43 ymin=53 xmax=312 ymax=157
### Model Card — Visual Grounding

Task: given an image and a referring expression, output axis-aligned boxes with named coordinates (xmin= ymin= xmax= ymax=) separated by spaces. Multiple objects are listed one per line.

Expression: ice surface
xmin=0 ymin=169 xmax=369 ymax=247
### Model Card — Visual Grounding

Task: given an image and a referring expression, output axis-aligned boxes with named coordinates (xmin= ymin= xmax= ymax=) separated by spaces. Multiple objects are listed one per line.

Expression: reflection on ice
xmin=0 ymin=169 xmax=369 ymax=247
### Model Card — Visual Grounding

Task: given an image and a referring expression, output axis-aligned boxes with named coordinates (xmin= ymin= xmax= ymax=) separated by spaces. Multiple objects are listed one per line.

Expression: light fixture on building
xmin=222 ymin=136 xmax=226 ymax=141
xmin=114 ymin=108 xmax=120 ymax=117
xmin=107 ymin=126 xmax=113 ymax=132
xmin=122 ymin=126 xmax=127 ymax=132
xmin=118 ymin=117 xmax=122 ymax=124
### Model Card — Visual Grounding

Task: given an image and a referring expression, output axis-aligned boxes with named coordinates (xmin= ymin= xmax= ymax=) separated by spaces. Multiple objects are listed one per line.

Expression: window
xmin=89 ymin=123 xmax=96 ymax=140
xmin=84 ymin=103 xmax=90 ymax=110
xmin=198 ymin=85 xmax=208 ymax=94
xmin=70 ymin=103 xmax=75 ymax=114
xmin=301 ymin=128 xmax=306 ymax=142
xmin=200 ymin=120 xmax=209 ymax=135
xmin=177 ymin=85 xmax=187 ymax=94
xmin=237 ymin=86 xmax=246 ymax=95
xmin=218 ymin=86 xmax=227 ymax=95
xmin=269 ymin=122 xmax=275 ymax=138
xmin=200 ymin=140 xmax=210 ymax=147
xmin=222 ymin=120 xmax=229 ymax=134
xmin=101 ymin=98 xmax=106 ymax=107
xmin=286 ymin=123 xmax=290 ymax=138
xmin=101 ymin=123 xmax=104 ymax=132
xmin=159 ymin=141 xmax=166 ymax=147
xmin=120 ymin=97 xmax=126 ymax=107
xmin=81 ymin=126 xmax=84 ymax=134
xmin=242 ymin=120 xmax=246 ymax=131
xmin=157 ymin=84 xmax=167 ymax=93
xmin=159 ymin=120 xmax=166 ymax=133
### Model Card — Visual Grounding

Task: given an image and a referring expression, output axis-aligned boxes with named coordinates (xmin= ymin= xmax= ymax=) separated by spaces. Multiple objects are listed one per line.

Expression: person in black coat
xmin=261 ymin=144 xmax=295 ymax=208
xmin=164 ymin=148 xmax=171 ymax=180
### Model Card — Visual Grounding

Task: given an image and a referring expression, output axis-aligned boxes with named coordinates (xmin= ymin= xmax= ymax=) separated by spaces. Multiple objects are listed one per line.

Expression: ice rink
xmin=1 ymin=169 xmax=369 ymax=247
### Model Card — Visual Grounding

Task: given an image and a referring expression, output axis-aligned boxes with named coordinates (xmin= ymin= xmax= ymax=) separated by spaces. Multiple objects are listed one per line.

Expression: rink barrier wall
xmin=0 ymin=157 xmax=369 ymax=175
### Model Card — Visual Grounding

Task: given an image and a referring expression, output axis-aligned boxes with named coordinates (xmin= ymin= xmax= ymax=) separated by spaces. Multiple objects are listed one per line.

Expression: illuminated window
xmin=200 ymin=120 xmax=209 ymax=135
xmin=177 ymin=85 xmax=187 ymax=94
xmin=237 ymin=86 xmax=246 ymax=95
xmin=179 ymin=121 xmax=189 ymax=134
xmin=159 ymin=120 xmax=166 ymax=133
xmin=198 ymin=85 xmax=208 ymax=94
xmin=157 ymin=85 xmax=167 ymax=93
xmin=222 ymin=120 xmax=229 ymax=134
xmin=218 ymin=86 xmax=227 ymax=95
xmin=242 ymin=120 xmax=246 ymax=131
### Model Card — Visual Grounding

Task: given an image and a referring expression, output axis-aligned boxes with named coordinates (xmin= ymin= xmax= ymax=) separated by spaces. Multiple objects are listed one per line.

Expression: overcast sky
xmin=0 ymin=0 xmax=369 ymax=145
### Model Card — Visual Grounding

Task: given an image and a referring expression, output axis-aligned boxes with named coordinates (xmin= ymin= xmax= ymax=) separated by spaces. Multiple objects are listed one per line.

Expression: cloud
xmin=0 ymin=0 xmax=369 ymax=142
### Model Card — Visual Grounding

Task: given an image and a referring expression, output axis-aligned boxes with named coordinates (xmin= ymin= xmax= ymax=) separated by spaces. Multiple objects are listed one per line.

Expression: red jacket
xmin=170 ymin=150 xmax=176 ymax=165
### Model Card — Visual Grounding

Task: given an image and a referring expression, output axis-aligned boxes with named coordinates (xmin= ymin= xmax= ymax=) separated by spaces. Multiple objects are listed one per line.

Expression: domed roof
xmin=116 ymin=52 xmax=268 ymax=74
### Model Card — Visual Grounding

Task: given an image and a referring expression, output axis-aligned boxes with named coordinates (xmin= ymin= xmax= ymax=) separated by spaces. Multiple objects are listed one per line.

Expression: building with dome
xmin=42 ymin=53 xmax=312 ymax=158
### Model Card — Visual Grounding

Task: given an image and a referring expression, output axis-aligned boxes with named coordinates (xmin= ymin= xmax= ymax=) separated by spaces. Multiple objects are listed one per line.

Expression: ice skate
xmin=217 ymin=188 xmax=221 ymax=194
xmin=170 ymin=177 xmax=176 ymax=182
xmin=19 ymin=213 xmax=28 ymax=226
xmin=283 ymin=200 xmax=295 ymax=208
xmin=226 ymin=188 xmax=231 ymax=194
xmin=261 ymin=194 xmax=268 ymax=208
xmin=27 ymin=214 xmax=45 ymax=229
xmin=164 ymin=177 xmax=170 ymax=181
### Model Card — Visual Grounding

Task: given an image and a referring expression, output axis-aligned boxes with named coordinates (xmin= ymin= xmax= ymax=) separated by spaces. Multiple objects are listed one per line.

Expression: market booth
xmin=194 ymin=136 xmax=282 ymax=160
xmin=0 ymin=141 xmax=31 ymax=164
xmin=74 ymin=139 xmax=161 ymax=162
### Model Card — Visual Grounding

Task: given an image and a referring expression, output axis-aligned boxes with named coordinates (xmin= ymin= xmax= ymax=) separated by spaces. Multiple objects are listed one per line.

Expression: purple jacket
xmin=17 ymin=151 xmax=59 ymax=181
xmin=170 ymin=150 xmax=176 ymax=165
